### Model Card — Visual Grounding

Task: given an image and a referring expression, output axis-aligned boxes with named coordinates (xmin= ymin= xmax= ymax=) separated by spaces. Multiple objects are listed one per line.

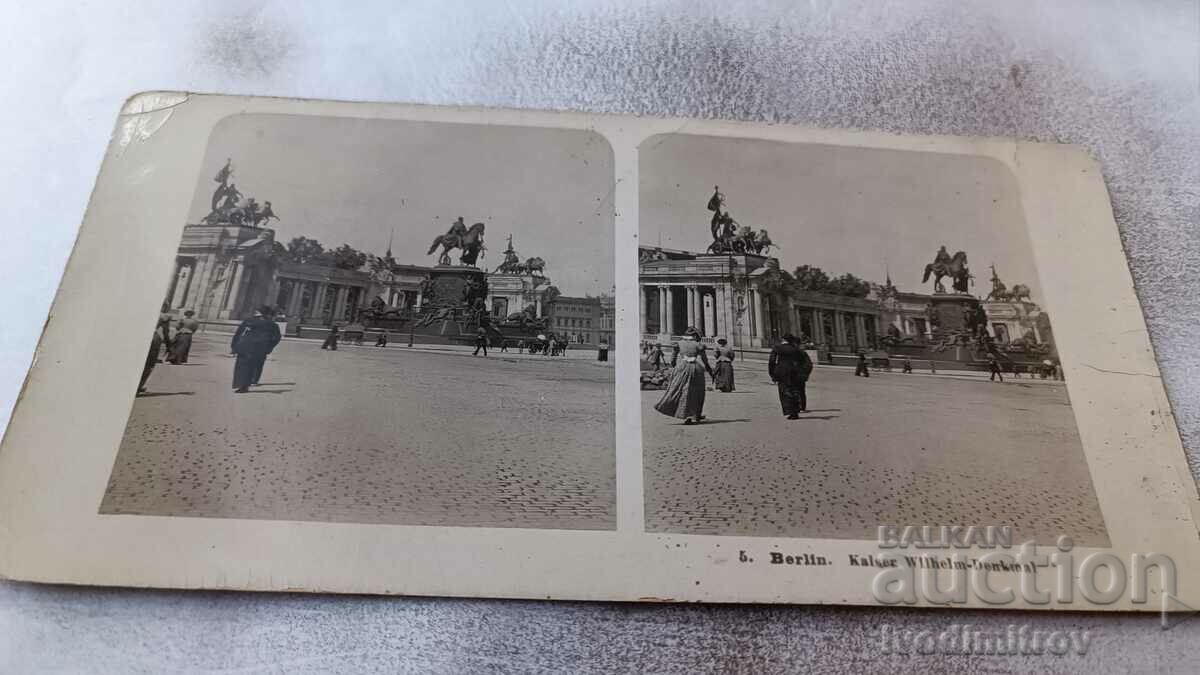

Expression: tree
xmin=283 ymin=236 xmax=326 ymax=265
xmin=327 ymin=244 xmax=368 ymax=271
xmin=825 ymin=273 xmax=871 ymax=298
xmin=792 ymin=265 xmax=831 ymax=292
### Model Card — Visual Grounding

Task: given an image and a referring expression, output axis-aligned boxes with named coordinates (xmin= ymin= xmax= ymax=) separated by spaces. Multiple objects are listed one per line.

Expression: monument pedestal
xmin=928 ymin=293 xmax=983 ymax=334
xmin=425 ymin=265 xmax=488 ymax=308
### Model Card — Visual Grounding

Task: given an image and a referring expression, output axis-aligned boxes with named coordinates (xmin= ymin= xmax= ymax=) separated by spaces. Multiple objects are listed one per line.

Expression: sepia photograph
xmin=99 ymin=113 xmax=617 ymax=530
xmin=639 ymin=134 xmax=1107 ymax=546
xmin=2 ymin=95 xmax=1195 ymax=609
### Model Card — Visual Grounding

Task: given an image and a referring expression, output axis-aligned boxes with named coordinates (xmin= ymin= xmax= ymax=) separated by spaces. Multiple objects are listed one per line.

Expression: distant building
xmin=549 ymin=295 xmax=614 ymax=346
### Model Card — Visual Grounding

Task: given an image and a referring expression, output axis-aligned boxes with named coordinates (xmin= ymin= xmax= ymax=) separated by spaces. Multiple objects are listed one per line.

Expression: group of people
xmin=139 ymin=304 xmax=281 ymax=396
xmin=649 ymin=329 xmax=814 ymax=425
xmin=137 ymin=305 xmax=201 ymax=395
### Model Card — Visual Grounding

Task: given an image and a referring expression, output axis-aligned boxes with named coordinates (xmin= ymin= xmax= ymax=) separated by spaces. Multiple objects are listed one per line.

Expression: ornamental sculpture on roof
xmin=202 ymin=158 xmax=280 ymax=228
xmin=704 ymin=186 xmax=773 ymax=256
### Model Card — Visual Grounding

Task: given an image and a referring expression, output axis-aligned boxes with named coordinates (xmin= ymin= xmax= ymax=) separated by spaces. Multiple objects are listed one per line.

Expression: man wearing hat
xmin=230 ymin=305 xmax=282 ymax=393
xmin=768 ymin=334 xmax=813 ymax=419
xmin=473 ymin=326 xmax=489 ymax=356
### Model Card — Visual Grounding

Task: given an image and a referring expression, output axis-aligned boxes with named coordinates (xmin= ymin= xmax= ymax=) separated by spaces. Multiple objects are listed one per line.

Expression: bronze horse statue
xmin=427 ymin=221 xmax=486 ymax=266
xmin=922 ymin=251 xmax=970 ymax=293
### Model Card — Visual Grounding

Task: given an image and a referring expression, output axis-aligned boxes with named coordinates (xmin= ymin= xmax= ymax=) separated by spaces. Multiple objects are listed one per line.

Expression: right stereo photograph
xmin=637 ymin=133 xmax=1108 ymax=548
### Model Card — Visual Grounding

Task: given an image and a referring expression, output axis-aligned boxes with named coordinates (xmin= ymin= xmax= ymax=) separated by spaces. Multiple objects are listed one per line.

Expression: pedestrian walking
xmin=168 ymin=310 xmax=199 ymax=364
xmin=499 ymin=338 xmax=509 ymax=353
xmin=231 ymin=306 xmax=281 ymax=393
xmin=649 ymin=344 xmax=665 ymax=370
xmin=375 ymin=331 xmax=389 ymax=347
xmin=473 ymin=327 xmax=489 ymax=356
xmin=321 ymin=325 xmax=340 ymax=351
xmin=769 ymin=334 xmax=814 ymax=419
xmin=137 ymin=325 xmax=165 ymax=395
xmin=653 ymin=327 xmax=713 ymax=425
xmin=855 ymin=352 xmax=871 ymax=377
xmin=670 ymin=343 xmax=680 ymax=368
xmin=157 ymin=303 xmax=173 ymax=363
xmin=989 ymin=355 xmax=1004 ymax=382
xmin=902 ymin=357 xmax=913 ymax=374
xmin=597 ymin=340 xmax=609 ymax=362
xmin=712 ymin=337 xmax=736 ymax=392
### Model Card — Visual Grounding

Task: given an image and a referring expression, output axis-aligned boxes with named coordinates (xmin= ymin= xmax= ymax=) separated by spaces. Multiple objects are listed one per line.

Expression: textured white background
xmin=1 ymin=1 xmax=1198 ymax=672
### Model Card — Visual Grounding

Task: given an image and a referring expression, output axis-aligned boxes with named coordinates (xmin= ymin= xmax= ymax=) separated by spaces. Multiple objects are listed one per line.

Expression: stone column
xmin=715 ymin=285 xmax=728 ymax=339
xmin=285 ymin=281 xmax=302 ymax=318
xmin=665 ymin=286 xmax=677 ymax=336
xmin=223 ymin=260 xmax=246 ymax=311
xmin=334 ymin=286 xmax=349 ymax=322
xmin=752 ymin=289 xmax=765 ymax=343
xmin=535 ymin=296 xmax=543 ymax=317
xmin=639 ymin=285 xmax=648 ymax=334
xmin=812 ymin=309 xmax=822 ymax=344
xmin=656 ymin=286 xmax=666 ymax=335
xmin=684 ymin=286 xmax=696 ymax=331
xmin=854 ymin=314 xmax=866 ymax=348
xmin=700 ymin=290 xmax=710 ymax=333
xmin=169 ymin=261 xmax=193 ymax=309
xmin=415 ymin=289 xmax=423 ymax=311
xmin=313 ymin=283 xmax=329 ymax=321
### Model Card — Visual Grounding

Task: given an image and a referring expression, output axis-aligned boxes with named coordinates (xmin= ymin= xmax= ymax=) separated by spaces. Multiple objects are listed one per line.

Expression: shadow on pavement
xmin=137 ymin=391 xmax=195 ymax=398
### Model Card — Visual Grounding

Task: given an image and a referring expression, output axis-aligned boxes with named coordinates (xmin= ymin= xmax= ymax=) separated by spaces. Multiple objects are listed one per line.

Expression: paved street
xmin=643 ymin=364 xmax=1109 ymax=546
xmin=102 ymin=334 xmax=615 ymax=530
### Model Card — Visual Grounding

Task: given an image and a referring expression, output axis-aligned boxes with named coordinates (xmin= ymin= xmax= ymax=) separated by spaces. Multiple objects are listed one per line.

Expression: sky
xmin=187 ymin=114 xmax=614 ymax=296
xmin=639 ymin=134 xmax=1044 ymax=304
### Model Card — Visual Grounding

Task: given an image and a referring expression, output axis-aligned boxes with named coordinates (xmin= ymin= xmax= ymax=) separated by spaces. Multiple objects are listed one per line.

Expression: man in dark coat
xmin=138 ymin=327 xmax=164 ymax=395
xmin=988 ymin=354 xmax=1004 ymax=382
xmin=473 ymin=327 xmax=488 ymax=356
xmin=768 ymin=334 xmax=813 ymax=419
xmin=231 ymin=306 xmax=281 ymax=393
xmin=855 ymin=352 xmax=871 ymax=377
xmin=321 ymin=325 xmax=340 ymax=351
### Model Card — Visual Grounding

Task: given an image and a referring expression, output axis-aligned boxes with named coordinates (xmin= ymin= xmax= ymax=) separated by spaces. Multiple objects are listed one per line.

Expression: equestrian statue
xmin=427 ymin=217 xmax=486 ymax=266
xmin=922 ymin=245 xmax=971 ymax=293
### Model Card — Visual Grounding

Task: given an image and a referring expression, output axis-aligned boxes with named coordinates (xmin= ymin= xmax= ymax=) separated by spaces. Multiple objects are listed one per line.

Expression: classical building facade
xmin=166 ymin=224 xmax=277 ymax=321
xmin=787 ymin=290 xmax=882 ymax=351
xmin=271 ymin=262 xmax=374 ymax=324
xmin=639 ymin=247 xmax=774 ymax=348
xmin=638 ymin=246 xmax=883 ymax=351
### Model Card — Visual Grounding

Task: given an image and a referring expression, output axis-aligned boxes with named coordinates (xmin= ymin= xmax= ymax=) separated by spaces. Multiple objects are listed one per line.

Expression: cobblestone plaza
xmin=643 ymin=363 xmax=1109 ymax=547
xmin=102 ymin=334 xmax=616 ymax=530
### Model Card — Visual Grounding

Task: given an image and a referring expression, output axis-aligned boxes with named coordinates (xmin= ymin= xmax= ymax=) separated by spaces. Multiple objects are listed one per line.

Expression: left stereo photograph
xmin=100 ymin=111 xmax=618 ymax=530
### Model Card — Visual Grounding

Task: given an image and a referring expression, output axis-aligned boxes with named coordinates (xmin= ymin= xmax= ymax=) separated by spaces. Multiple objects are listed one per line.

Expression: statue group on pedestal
xmin=202 ymin=159 xmax=280 ymax=228
xmin=493 ymin=234 xmax=546 ymax=277
xmin=984 ymin=264 xmax=1032 ymax=303
xmin=704 ymin=187 xmax=774 ymax=256
xmin=426 ymin=217 xmax=486 ymax=266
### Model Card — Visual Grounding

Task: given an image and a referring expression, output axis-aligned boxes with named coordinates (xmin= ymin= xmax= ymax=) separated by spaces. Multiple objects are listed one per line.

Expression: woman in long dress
xmin=712 ymin=337 xmax=735 ymax=392
xmin=653 ymin=328 xmax=714 ymax=425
